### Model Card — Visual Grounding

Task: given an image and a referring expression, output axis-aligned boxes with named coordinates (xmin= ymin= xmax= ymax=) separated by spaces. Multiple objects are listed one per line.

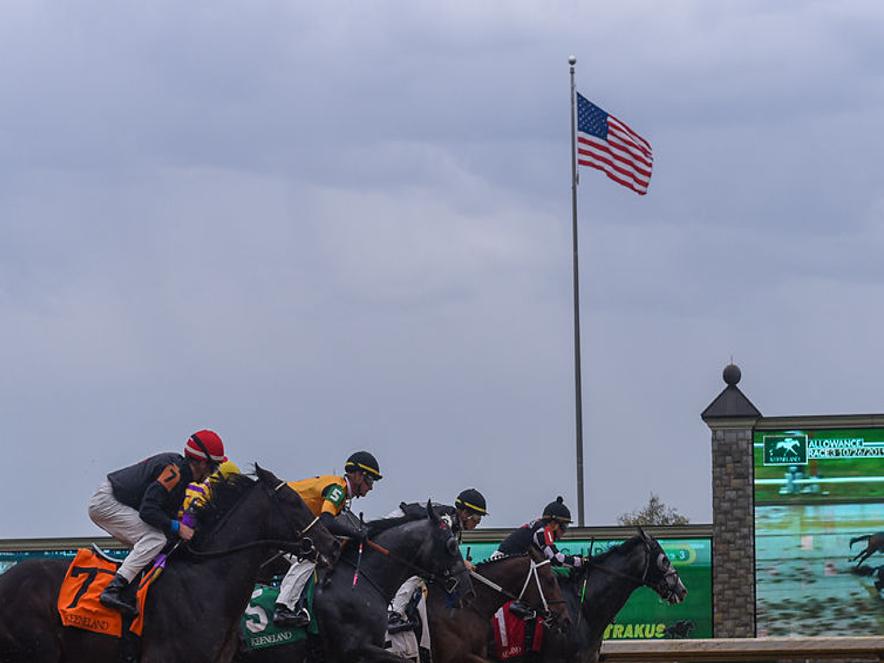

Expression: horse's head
xmin=415 ymin=501 xmax=475 ymax=606
xmin=636 ymin=528 xmax=687 ymax=604
xmin=255 ymin=465 xmax=341 ymax=568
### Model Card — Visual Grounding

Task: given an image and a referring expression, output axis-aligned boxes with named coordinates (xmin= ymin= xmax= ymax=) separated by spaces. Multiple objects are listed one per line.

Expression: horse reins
xmin=470 ymin=557 xmax=563 ymax=619
xmin=363 ymin=538 xmax=447 ymax=586
xmin=185 ymin=481 xmax=315 ymax=559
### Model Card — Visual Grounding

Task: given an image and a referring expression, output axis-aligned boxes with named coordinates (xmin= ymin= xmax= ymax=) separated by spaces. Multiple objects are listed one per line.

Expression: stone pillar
xmin=701 ymin=364 xmax=760 ymax=638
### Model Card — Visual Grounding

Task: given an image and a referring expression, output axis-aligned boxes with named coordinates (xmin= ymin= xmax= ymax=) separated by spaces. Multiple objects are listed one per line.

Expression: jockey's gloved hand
xmin=319 ymin=512 xmax=367 ymax=540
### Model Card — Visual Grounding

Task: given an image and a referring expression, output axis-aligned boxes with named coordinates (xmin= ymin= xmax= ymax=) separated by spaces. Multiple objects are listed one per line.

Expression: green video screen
xmin=463 ymin=537 xmax=712 ymax=639
xmin=754 ymin=428 xmax=884 ymax=636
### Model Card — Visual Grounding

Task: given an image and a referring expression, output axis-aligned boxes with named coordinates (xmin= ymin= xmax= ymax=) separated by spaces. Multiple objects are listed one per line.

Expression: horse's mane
xmin=586 ymin=534 xmax=645 ymax=564
xmin=475 ymin=553 xmax=529 ymax=568
xmin=365 ymin=511 xmax=427 ymax=537
xmin=188 ymin=473 xmax=257 ymax=546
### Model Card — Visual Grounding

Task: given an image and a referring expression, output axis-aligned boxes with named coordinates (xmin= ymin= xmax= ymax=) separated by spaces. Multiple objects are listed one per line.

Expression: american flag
xmin=576 ymin=93 xmax=653 ymax=195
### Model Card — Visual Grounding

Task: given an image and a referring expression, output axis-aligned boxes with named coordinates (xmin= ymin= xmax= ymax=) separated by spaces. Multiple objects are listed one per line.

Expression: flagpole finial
xmin=568 ymin=55 xmax=577 ymax=65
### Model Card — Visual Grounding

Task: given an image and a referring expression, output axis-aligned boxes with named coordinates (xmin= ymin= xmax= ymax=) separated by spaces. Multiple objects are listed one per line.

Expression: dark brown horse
xmin=0 ymin=466 xmax=340 ymax=663
xmin=531 ymin=530 xmax=687 ymax=663
xmin=849 ymin=532 xmax=884 ymax=566
xmin=428 ymin=551 xmax=570 ymax=663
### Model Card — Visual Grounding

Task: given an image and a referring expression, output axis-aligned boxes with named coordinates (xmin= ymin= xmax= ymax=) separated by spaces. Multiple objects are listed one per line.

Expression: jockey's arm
xmin=535 ymin=526 xmax=583 ymax=567
xmin=139 ymin=468 xmax=183 ymax=538
xmin=319 ymin=511 xmax=365 ymax=539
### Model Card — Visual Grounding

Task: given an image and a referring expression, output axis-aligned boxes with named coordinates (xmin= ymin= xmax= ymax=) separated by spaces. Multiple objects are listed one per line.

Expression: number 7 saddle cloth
xmin=57 ymin=547 xmax=162 ymax=637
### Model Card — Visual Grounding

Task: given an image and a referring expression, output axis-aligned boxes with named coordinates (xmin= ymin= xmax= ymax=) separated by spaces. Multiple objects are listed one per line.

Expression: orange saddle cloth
xmin=57 ymin=547 xmax=162 ymax=638
xmin=57 ymin=548 xmax=124 ymax=637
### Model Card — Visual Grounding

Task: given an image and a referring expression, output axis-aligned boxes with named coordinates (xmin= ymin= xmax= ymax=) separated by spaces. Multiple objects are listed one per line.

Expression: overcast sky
xmin=3 ymin=1 xmax=884 ymax=537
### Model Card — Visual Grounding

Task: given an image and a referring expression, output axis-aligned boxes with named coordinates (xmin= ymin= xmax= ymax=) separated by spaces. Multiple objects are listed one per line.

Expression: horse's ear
xmin=426 ymin=500 xmax=440 ymax=524
xmin=255 ymin=464 xmax=279 ymax=485
xmin=637 ymin=526 xmax=649 ymax=541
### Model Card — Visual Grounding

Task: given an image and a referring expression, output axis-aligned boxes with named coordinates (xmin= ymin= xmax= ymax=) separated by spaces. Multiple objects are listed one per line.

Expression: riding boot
xmin=273 ymin=597 xmax=310 ymax=628
xmin=99 ymin=573 xmax=139 ymax=617
xmin=387 ymin=611 xmax=413 ymax=634
xmin=291 ymin=596 xmax=311 ymax=628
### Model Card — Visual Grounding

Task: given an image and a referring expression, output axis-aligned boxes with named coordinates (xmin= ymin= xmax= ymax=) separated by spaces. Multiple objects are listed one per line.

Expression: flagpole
xmin=569 ymin=55 xmax=586 ymax=527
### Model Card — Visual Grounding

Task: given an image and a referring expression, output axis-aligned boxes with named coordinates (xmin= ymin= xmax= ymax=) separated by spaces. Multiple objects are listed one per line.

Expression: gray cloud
xmin=2 ymin=1 xmax=884 ymax=536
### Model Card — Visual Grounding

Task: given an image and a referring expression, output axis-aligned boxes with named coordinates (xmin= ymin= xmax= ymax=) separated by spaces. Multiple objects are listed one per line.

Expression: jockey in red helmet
xmin=87 ymin=429 xmax=226 ymax=616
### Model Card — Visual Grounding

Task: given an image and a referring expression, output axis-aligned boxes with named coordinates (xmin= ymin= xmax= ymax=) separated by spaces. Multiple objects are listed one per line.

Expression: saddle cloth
xmin=57 ymin=547 xmax=163 ymax=638
xmin=491 ymin=600 xmax=544 ymax=661
xmin=58 ymin=548 xmax=125 ymax=636
xmin=240 ymin=580 xmax=318 ymax=651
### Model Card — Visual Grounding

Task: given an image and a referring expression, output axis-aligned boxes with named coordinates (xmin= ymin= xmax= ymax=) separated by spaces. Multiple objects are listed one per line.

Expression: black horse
xmin=428 ymin=551 xmax=570 ymax=663
xmin=532 ymin=530 xmax=687 ymax=663
xmin=0 ymin=466 xmax=341 ymax=663
xmin=239 ymin=503 xmax=473 ymax=663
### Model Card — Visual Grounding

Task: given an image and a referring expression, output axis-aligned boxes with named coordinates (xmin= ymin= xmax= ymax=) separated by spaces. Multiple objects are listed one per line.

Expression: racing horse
xmin=428 ymin=550 xmax=570 ymax=663
xmin=849 ymin=532 xmax=884 ymax=566
xmin=238 ymin=503 xmax=474 ymax=663
xmin=0 ymin=466 xmax=341 ymax=663
xmin=534 ymin=529 xmax=687 ymax=663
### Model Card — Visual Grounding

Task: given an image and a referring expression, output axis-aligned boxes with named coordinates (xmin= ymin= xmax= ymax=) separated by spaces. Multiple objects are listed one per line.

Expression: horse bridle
xmin=469 ymin=558 xmax=565 ymax=624
xmin=361 ymin=534 xmax=463 ymax=594
xmin=583 ymin=538 xmax=680 ymax=597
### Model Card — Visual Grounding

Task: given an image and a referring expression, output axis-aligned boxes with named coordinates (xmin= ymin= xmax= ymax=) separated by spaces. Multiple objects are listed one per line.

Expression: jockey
xmin=496 ymin=496 xmax=584 ymax=568
xmin=272 ymin=451 xmax=381 ymax=628
xmin=179 ymin=460 xmax=241 ymax=527
xmin=87 ymin=430 xmax=227 ymax=616
xmin=387 ymin=488 xmax=487 ymax=634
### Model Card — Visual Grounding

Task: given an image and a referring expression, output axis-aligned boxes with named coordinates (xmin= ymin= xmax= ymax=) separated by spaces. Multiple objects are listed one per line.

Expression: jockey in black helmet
xmin=454 ymin=488 xmax=487 ymax=540
xmin=273 ymin=451 xmax=381 ymax=628
xmin=387 ymin=488 xmax=488 ymax=643
xmin=496 ymin=496 xmax=584 ymax=567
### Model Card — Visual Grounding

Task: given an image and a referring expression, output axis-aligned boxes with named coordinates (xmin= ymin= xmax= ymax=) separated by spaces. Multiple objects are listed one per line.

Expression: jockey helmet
xmin=345 ymin=451 xmax=382 ymax=481
xmin=455 ymin=488 xmax=488 ymax=516
xmin=542 ymin=496 xmax=572 ymax=524
xmin=185 ymin=429 xmax=227 ymax=464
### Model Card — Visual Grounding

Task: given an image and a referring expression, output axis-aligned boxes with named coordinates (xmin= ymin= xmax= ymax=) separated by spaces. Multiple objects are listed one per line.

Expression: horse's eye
xmin=658 ymin=553 xmax=670 ymax=570
xmin=446 ymin=538 xmax=458 ymax=556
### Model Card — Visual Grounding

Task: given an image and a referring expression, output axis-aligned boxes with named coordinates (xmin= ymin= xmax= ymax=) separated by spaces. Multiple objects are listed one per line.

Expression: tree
xmin=617 ymin=492 xmax=690 ymax=526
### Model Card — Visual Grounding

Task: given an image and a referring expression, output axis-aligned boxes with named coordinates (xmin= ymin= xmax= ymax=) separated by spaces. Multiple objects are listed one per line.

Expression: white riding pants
xmin=87 ymin=479 xmax=167 ymax=582
xmin=391 ymin=575 xmax=430 ymax=647
xmin=277 ymin=559 xmax=316 ymax=610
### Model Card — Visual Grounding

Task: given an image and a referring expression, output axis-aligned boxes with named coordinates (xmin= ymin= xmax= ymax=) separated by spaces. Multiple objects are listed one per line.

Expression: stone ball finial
xmin=723 ymin=363 xmax=741 ymax=386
